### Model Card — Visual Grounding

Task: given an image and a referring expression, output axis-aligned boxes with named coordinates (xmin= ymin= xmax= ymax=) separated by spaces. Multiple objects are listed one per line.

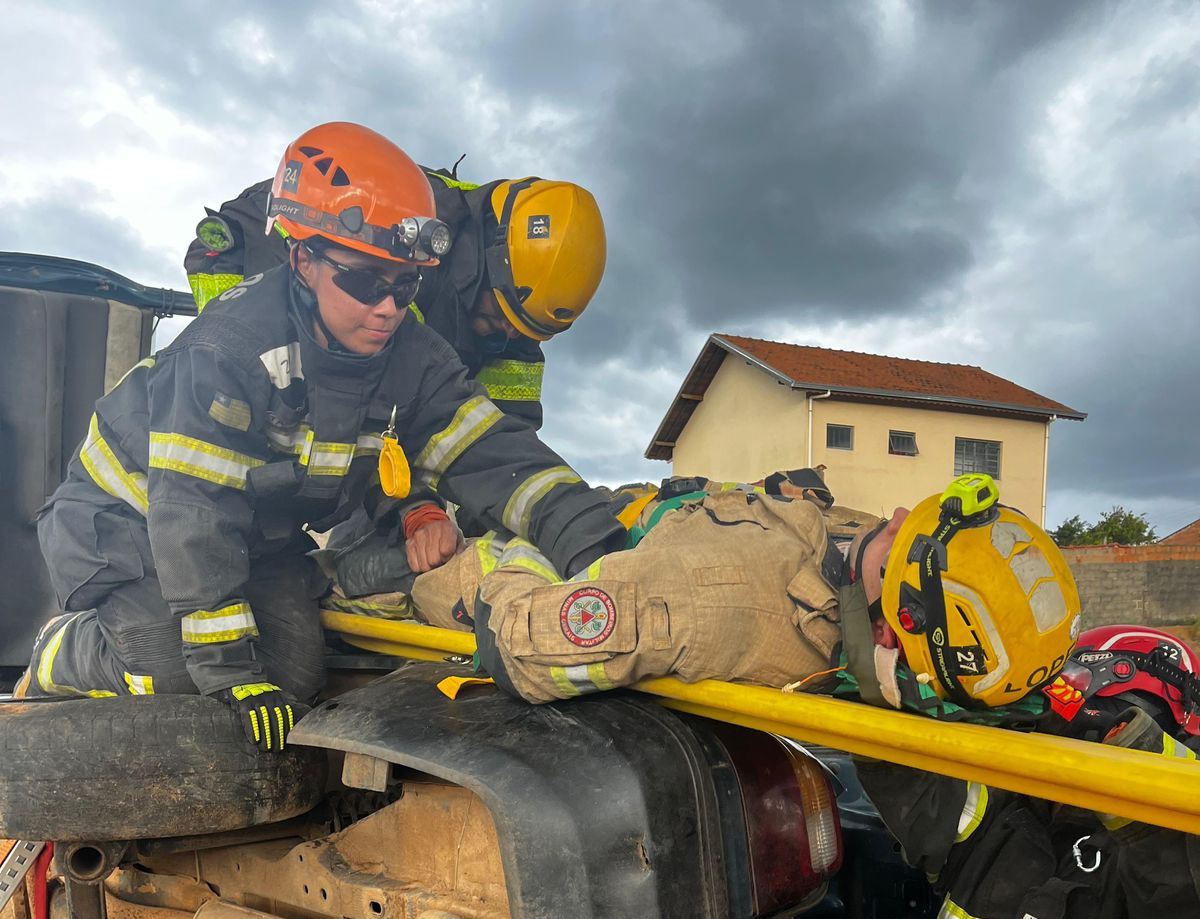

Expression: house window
xmin=955 ymin=437 xmax=1002 ymax=478
xmin=826 ymin=424 xmax=854 ymax=450
xmin=888 ymin=431 xmax=919 ymax=456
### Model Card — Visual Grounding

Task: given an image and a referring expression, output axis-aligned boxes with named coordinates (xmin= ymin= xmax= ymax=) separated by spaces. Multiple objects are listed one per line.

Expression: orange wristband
xmin=403 ymin=504 xmax=450 ymax=541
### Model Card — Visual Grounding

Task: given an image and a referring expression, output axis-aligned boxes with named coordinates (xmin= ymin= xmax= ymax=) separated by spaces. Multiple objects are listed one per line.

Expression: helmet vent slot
xmin=298 ymin=146 xmax=324 ymax=158
xmin=331 ymin=167 xmax=351 ymax=187
xmin=314 ymin=157 xmax=334 ymax=176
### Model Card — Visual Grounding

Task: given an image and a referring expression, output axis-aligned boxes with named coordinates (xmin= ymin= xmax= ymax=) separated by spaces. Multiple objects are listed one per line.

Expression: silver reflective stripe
xmin=149 ymin=433 xmax=264 ymax=490
xmin=496 ymin=539 xmax=560 ymax=583
xmin=123 ymin=672 xmax=155 ymax=695
xmin=413 ymin=396 xmax=504 ymax=485
xmin=308 ymin=442 xmax=356 ymax=476
xmin=502 ymin=465 xmax=582 ymax=535
xmin=954 ymin=782 xmax=989 ymax=842
xmin=259 ymin=342 xmax=304 ymax=389
xmin=551 ymin=664 xmax=615 ymax=696
xmin=181 ymin=603 xmax=259 ymax=644
xmin=266 ymin=424 xmax=313 ymax=459
xmin=356 ymin=433 xmax=384 ymax=456
xmin=78 ymin=413 xmax=149 ymax=514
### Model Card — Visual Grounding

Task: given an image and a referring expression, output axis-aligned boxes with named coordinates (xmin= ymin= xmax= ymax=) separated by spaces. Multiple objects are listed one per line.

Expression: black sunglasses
xmin=310 ymin=247 xmax=422 ymax=307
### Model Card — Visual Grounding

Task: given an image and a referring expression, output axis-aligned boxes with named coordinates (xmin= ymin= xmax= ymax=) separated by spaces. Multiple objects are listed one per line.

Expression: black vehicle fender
xmin=290 ymin=661 xmax=730 ymax=919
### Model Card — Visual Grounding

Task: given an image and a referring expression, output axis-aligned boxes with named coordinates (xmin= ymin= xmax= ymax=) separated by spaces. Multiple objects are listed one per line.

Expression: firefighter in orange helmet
xmin=24 ymin=123 xmax=625 ymax=753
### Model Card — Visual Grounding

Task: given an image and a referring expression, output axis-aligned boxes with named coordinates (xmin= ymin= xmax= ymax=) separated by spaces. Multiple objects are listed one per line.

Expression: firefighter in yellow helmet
xmin=185 ymin=171 xmax=606 ymax=430
xmin=408 ymin=472 xmax=1082 ymax=711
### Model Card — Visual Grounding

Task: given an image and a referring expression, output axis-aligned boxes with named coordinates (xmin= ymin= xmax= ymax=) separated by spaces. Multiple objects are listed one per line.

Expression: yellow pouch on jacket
xmin=378 ymin=406 xmax=411 ymax=499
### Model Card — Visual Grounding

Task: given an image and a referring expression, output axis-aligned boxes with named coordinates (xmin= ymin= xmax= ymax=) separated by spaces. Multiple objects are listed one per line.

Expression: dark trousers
xmin=31 ymin=485 xmax=327 ymax=702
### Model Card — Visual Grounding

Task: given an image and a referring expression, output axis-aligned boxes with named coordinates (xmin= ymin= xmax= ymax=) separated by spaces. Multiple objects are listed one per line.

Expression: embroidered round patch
xmin=559 ymin=587 xmax=616 ymax=648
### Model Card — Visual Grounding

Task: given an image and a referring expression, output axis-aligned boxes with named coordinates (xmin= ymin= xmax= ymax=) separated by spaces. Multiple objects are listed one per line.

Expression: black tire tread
xmin=0 ymin=695 xmax=325 ymax=841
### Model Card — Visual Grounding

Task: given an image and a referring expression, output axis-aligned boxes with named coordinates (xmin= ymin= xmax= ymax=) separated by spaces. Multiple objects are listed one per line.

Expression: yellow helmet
xmin=484 ymin=178 xmax=606 ymax=341
xmin=881 ymin=474 xmax=1082 ymax=709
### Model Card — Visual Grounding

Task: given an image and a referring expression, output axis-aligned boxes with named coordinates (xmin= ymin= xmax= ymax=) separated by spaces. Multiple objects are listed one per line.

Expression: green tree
xmin=1050 ymin=507 xmax=1157 ymax=546
xmin=1050 ymin=514 xmax=1090 ymax=546
xmin=1089 ymin=506 xmax=1157 ymax=545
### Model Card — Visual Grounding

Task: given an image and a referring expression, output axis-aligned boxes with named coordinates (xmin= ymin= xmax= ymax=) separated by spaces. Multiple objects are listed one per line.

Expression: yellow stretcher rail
xmin=320 ymin=611 xmax=1200 ymax=835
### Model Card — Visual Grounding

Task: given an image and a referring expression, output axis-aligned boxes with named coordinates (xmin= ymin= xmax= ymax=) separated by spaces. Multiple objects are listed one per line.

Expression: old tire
xmin=0 ymin=695 xmax=326 ymax=841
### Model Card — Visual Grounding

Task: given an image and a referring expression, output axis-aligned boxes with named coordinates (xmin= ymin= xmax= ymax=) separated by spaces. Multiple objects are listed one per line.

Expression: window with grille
xmin=826 ymin=424 xmax=854 ymax=450
xmin=888 ymin=431 xmax=918 ymax=456
xmin=955 ymin=438 xmax=1001 ymax=477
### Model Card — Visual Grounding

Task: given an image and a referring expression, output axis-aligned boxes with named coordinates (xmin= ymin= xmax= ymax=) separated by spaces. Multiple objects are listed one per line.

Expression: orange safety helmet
xmin=267 ymin=122 xmax=450 ymax=265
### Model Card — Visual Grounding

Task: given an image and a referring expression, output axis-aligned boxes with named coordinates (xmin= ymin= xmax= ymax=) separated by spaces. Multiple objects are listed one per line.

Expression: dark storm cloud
xmin=7 ymin=1 xmax=1197 ymax=523
xmin=0 ymin=183 xmax=170 ymax=283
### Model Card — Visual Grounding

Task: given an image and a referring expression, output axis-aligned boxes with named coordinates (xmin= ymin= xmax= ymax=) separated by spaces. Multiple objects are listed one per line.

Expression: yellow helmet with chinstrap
xmin=882 ymin=474 xmax=1082 ymax=709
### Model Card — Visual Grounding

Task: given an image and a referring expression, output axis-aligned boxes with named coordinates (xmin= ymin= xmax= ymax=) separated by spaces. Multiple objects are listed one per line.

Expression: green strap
xmin=627 ymin=490 xmax=707 ymax=547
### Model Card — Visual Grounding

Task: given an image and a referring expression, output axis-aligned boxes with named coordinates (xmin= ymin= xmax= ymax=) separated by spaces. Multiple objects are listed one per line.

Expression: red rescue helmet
xmin=1048 ymin=624 xmax=1200 ymax=737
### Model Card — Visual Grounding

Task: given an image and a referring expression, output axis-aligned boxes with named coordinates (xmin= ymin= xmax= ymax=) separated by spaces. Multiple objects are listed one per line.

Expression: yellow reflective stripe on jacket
xmin=115 ymin=356 xmax=155 ymax=388
xmin=1163 ymin=732 xmax=1198 ymax=760
xmin=79 ymin=413 xmax=149 ymax=515
xmin=181 ymin=603 xmax=259 ymax=644
xmin=503 ymin=465 xmax=581 ymax=535
xmin=954 ymin=782 xmax=989 ymax=843
xmin=475 ymin=359 xmax=545 ymax=403
xmin=413 ymin=395 xmax=504 ymax=486
xmin=188 ymin=273 xmax=244 ymax=311
xmin=475 ymin=532 xmax=505 ymax=577
xmin=36 ymin=614 xmax=118 ymax=698
xmin=149 ymin=433 xmax=265 ymax=489
xmin=550 ymin=663 xmax=614 ymax=697
xmin=496 ymin=538 xmax=561 ymax=584
xmin=308 ymin=441 xmax=356 ymax=476
xmin=937 ymin=897 xmax=981 ymax=919
xmin=123 ymin=672 xmax=155 ymax=695
xmin=427 ymin=172 xmax=481 ymax=192
xmin=568 ymin=557 xmax=605 ymax=582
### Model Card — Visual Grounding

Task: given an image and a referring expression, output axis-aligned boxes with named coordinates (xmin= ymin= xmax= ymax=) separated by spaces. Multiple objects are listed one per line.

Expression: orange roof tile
xmin=720 ymin=335 xmax=1083 ymax=416
xmin=1160 ymin=518 xmax=1200 ymax=546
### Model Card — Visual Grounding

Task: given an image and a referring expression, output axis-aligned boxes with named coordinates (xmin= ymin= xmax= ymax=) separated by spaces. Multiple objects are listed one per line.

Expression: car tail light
xmin=714 ymin=723 xmax=844 ymax=915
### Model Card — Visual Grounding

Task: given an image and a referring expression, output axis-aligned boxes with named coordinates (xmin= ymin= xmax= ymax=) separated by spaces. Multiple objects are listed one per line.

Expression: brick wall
xmin=1063 ymin=544 xmax=1200 ymax=634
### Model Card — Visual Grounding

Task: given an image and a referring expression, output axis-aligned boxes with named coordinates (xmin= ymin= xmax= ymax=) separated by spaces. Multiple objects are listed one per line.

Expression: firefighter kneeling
xmin=412 ymin=472 xmax=1082 ymax=712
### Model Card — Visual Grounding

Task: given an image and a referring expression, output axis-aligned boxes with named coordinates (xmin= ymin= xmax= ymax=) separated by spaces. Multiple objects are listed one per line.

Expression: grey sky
xmin=3 ymin=0 xmax=1197 ymax=534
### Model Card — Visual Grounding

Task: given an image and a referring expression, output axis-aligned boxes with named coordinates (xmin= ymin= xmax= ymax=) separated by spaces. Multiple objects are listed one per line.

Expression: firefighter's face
xmin=297 ymin=244 xmax=414 ymax=355
xmin=471 ymin=288 xmax=522 ymax=341
xmin=857 ymin=507 xmax=911 ymax=606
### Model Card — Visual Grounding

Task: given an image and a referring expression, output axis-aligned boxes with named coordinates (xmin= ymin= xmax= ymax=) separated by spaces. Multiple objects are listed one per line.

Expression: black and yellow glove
xmin=220 ymin=682 xmax=301 ymax=752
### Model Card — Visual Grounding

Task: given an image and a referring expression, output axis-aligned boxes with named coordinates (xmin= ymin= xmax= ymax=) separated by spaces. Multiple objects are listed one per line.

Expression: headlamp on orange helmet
xmin=267 ymin=121 xmax=451 ymax=266
xmin=881 ymin=474 xmax=1082 ymax=710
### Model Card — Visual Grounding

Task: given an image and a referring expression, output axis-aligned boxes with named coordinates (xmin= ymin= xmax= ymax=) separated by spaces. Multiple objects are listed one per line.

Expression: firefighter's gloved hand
xmin=220 ymin=682 xmax=302 ymax=752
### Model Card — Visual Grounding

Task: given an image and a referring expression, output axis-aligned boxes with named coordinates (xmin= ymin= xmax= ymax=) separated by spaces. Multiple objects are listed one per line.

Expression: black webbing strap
xmin=913 ymin=515 xmax=977 ymax=708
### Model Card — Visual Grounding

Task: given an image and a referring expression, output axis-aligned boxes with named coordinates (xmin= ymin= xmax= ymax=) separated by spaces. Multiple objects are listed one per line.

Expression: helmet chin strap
xmin=290 ymin=245 xmax=352 ymax=353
